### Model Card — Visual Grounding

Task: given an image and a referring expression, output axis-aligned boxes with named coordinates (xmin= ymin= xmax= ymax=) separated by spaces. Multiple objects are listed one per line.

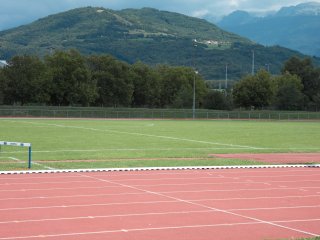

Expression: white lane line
xmin=0 ymin=221 xmax=263 ymax=240
xmin=1 ymin=218 xmax=320 ymax=240
xmin=3 ymin=177 xmax=319 ymax=191
xmin=0 ymin=192 xmax=319 ymax=203
xmin=80 ymin=173 xmax=319 ymax=237
xmin=1 ymin=205 xmax=320 ymax=224
xmin=4 ymin=176 xmax=320 ymax=187
xmin=0 ymin=209 xmax=213 ymax=224
xmin=3 ymin=173 xmax=320 ymax=188
xmin=1 ymin=185 xmax=320 ymax=199
xmin=0 ymin=179 xmax=99 ymax=187
xmin=0 ymin=200 xmax=179 ymax=211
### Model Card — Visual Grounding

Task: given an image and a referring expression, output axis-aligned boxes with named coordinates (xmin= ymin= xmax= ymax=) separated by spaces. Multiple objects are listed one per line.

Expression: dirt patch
xmin=210 ymin=153 xmax=320 ymax=164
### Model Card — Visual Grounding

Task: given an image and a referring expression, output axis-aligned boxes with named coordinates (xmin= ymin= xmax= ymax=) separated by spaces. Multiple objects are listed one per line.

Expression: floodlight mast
xmin=192 ymin=39 xmax=197 ymax=120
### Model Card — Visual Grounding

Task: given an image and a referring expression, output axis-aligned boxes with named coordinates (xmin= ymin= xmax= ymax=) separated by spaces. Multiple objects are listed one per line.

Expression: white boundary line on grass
xmin=5 ymin=120 xmax=263 ymax=150
xmin=0 ymin=164 xmax=319 ymax=175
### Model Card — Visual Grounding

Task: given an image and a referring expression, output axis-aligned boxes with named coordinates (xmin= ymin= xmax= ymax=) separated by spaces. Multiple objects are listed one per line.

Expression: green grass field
xmin=0 ymin=118 xmax=319 ymax=170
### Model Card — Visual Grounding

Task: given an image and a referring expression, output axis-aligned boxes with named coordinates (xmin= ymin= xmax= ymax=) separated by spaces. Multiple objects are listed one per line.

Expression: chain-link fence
xmin=0 ymin=107 xmax=319 ymax=120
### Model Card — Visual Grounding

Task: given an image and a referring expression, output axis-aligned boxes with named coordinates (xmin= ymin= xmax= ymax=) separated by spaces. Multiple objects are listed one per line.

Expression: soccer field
xmin=0 ymin=119 xmax=319 ymax=170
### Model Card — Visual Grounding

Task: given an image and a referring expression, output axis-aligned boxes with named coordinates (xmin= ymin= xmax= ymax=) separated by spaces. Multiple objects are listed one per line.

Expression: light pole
xmin=193 ymin=70 xmax=199 ymax=119
xmin=225 ymin=63 xmax=228 ymax=90
xmin=192 ymin=39 xmax=197 ymax=119
xmin=251 ymin=50 xmax=255 ymax=75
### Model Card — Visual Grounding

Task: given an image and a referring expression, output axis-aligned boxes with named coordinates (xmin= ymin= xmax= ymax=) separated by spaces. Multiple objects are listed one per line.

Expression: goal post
xmin=0 ymin=141 xmax=32 ymax=169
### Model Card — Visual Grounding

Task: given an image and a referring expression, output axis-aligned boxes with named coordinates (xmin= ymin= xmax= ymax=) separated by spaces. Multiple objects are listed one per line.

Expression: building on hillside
xmin=0 ymin=60 xmax=8 ymax=68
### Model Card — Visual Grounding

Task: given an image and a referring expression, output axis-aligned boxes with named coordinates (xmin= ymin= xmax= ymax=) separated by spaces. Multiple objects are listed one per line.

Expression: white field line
xmin=79 ymin=173 xmax=320 ymax=237
xmin=10 ymin=120 xmax=264 ymax=150
xmin=3 ymin=120 xmax=320 ymax=153
xmin=32 ymin=162 xmax=56 ymax=170
xmin=0 ymin=157 xmax=25 ymax=163
xmin=2 ymin=147 xmax=320 ymax=154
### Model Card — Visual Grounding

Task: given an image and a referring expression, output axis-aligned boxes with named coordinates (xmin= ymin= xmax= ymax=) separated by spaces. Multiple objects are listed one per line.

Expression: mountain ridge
xmin=0 ymin=7 xmax=317 ymax=79
xmin=217 ymin=2 xmax=320 ymax=57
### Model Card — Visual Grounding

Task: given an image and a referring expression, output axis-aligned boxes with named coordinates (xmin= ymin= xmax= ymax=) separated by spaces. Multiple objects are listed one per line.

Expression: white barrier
xmin=0 ymin=141 xmax=32 ymax=168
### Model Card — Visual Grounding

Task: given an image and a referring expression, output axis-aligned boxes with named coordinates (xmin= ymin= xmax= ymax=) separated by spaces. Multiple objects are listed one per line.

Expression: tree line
xmin=0 ymin=50 xmax=208 ymax=108
xmin=233 ymin=57 xmax=320 ymax=111
xmin=0 ymin=50 xmax=319 ymax=111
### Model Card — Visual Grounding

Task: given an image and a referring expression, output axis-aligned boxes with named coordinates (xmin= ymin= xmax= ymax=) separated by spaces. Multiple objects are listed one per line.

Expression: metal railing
xmin=0 ymin=107 xmax=319 ymax=120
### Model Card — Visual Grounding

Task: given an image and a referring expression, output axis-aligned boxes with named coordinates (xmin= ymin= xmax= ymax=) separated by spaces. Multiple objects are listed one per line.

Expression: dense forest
xmin=0 ymin=50 xmax=319 ymax=111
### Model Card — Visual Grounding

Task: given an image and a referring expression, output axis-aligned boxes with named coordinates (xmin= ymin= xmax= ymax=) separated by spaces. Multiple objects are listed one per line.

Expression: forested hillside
xmin=0 ymin=7 xmax=315 ymax=80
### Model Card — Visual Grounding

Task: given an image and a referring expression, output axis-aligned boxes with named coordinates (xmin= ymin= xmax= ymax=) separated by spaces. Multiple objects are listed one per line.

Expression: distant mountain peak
xmin=218 ymin=10 xmax=255 ymax=27
xmin=276 ymin=2 xmax=320 ymax=16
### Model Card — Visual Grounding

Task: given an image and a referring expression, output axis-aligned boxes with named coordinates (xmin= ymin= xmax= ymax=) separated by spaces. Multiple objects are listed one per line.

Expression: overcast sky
xmin=1 ymin=0 xmax=319 ymax=30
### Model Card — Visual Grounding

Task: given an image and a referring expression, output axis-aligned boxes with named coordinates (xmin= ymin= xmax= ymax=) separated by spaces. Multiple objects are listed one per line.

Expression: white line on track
xmin=0 ymin=183 xmax=320 ymax=195
xmin=1 ymin=196 xmax=320 ymax=212
xmin=1 ymin=218 xmax=320 ymax=240
xmin=0 ymin=173 xmax=311 ymax=186
xmin=1 ymin=206 xmax=320 ymax=225
xmin=0 ymin=222 xmax=264 ymax=240
xmin=0 ymin=179 xmax=99 ymax=187
xmin=0 ymin=167 xmax=318 ymax=180
xmin=0 ymin=209 xmax=215 ymax=224
xmin=0 ymin=192 xmax=320 ymax=204
xmin=79 ymin=173 xmax=319 ymax=237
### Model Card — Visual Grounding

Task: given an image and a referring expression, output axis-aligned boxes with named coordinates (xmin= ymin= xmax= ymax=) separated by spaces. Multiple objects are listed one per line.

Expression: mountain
xmin=217 ymin=2 xmax=320 ymax=57
xmin=217 ymin=11 xmax=256 ymax=26
xmin=0 ymin=7 xmax=316 ymax=80
xmin=275 ymin=2 xmax=320 ymax=16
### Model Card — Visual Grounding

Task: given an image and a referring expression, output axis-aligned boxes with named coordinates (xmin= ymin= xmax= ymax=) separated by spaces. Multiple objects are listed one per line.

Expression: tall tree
xmin=233 ymin=70 xmax=273 ymax=109
xmin=45 ymin=50 xmax=97 ymax=106
xmin=272 ymin=73 xmax=304 ymax=110
xmin=157 ymin=66 xmax=207 ymax=108
xmin=282 ymin=57 xmax=320 ymax=108
xmin=130 ymin=62 xmax=161 ymax=108
xmin=203 ymin=90 xmax=232 ymax=110
xmin=0 ymin=55 xmax=51 ymax=105
xmin=88 ymin=55 xmax=133 ymax=107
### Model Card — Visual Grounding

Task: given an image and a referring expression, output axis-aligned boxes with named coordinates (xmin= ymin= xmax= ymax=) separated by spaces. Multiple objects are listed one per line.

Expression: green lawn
xmin=0 ymin=119 xmax=319 ymax=170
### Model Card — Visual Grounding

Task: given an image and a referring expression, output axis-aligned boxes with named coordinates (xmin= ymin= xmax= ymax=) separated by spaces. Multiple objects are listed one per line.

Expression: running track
xmin=0 ymin=167 xmax=320 ymax=240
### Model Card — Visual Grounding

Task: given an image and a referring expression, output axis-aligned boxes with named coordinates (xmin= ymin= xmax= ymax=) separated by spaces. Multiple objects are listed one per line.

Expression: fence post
xmin=28 ymin=146 xmax=32 ymax=169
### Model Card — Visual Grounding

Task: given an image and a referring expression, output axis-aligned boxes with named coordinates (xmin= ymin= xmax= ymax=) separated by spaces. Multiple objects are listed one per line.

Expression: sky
xmin=1 ymin=0 xmax=320 ymax=30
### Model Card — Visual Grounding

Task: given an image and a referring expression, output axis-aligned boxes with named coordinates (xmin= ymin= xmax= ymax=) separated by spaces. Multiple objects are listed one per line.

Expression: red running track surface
xmin=0 ymin=167 xmax=320 ymax=240
xmin=211 ymin=153 xmax=320 ymax=164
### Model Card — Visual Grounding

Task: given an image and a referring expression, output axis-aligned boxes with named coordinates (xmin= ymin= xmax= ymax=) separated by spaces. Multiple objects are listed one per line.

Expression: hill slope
xmin=0 ymin=7 xmax=315 ymax=79
xmin=217 ymin=2 xmax=320 ymax=57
